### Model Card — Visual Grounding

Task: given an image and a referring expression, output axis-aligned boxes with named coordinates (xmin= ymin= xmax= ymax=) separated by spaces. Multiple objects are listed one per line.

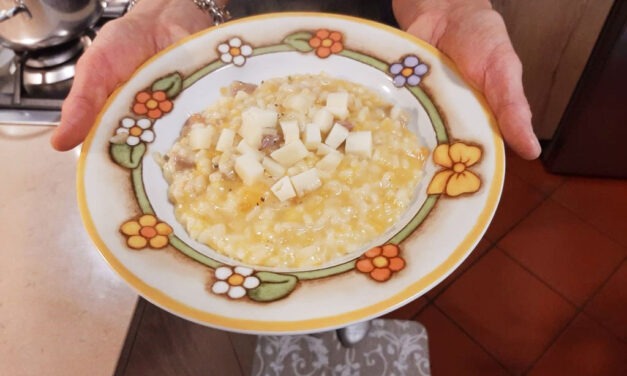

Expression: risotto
xmin=158 ymin=73 xmax=428 ymax=268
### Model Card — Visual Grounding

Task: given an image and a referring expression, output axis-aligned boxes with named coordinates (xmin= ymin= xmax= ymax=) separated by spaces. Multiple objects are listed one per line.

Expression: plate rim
xmin=77 ymin=11 xmax=505 ymax=334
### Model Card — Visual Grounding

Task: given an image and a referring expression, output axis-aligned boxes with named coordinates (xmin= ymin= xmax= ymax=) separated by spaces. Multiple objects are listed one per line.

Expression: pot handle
xmin=0 ymin=1 xmax=31 ymax=22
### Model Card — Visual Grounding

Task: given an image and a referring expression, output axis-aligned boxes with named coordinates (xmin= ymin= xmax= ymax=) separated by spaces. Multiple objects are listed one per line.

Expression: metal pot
xmin=0 ymin=0 xmax=103 ymax=51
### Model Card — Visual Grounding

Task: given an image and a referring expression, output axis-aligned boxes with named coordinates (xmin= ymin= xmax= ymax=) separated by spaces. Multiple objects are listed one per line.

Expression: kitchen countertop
xmin=0 ymin=125 xmax=137 ymax=375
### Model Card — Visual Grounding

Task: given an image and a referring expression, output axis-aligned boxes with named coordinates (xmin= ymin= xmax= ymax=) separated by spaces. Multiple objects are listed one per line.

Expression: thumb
xmin=50 ymin=17 xmax=160 ymax=151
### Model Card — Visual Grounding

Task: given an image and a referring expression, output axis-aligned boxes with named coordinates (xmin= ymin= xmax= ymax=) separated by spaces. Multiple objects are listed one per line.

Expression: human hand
xmin=50 ymin=0 xmax=215 ymax=151
xmin=393 ymin=0 xmax=541 ymax=160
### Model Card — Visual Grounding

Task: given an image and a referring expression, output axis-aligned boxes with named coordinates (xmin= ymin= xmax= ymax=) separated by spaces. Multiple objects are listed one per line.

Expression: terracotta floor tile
xmin=528 ymin=313 xmax=627 ymax=376
xmin=416 ymin=306 xmax=509 ymax=376
xmin=484 ymin=172 xmax=545 ymax=242
xmin=506 ymin=148 xmax=566 ymax=195
xmin=426 ymin=238 xmax=493 ymax=299
xmin=383 ymin=295 xmax=430 ymax=320
xmin=435 ymin=249 xmax=576 ymax=374
xmin=498 ymin=199 xmax=625 ymax=306
xmin=585 ymin=260 xmax=627 ymax=341
xmin=552 ymin=177 xmax=627 ymax=249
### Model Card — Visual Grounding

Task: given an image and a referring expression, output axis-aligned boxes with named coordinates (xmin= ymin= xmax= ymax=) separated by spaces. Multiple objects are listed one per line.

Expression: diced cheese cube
xmin=270 ymin=176 xmax=297 ymax=202
xmin=280 ymin=120 xmax=300 ymax=144
xmin=239 ymin=121 xmax=264 ymax=149
xmin=262 ymin=157 xmax=286 ymax=178
xmin=189 ymin=125 xmax=215 ymax=150
xmin=284 ymin=92 xmax=315 ymax=113
xmin=325 ymin=92 xmax=349 ymax=119
xmin=215 ymin=128 xmax=235 ymax=152
xmin=270 ymin=139 xmax=309 ymax=167
xmin=234 ymin=153 xmax=264 ymax=185
xmin=345 ymin=131 xmax=373 ymax=158
xmin=240 ymin=107 xmax=278 ymax=148
xmin=290 ymin=168 xmax=322 ymax=196
xmin=316 ymin=143 xmax=337 ymax=156
xmin=303 ymin=123 xmax=321 ymax=150
xmin=316 ymin=151 xmax=344 ymax=172
xmin=324 ymin=123 xmax=350 ymax=149
xmin=237 ymin=139 xmax=263 ymax=161
xmin=242 ymin=106 xmax=278 ymax=129
xmin=312 ymin=108 xmax=334 ymax=133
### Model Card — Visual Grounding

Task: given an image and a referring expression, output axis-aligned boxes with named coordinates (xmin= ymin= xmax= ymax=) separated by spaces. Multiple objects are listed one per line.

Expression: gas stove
xmin=0 ymin=0 xmax=130 ymax=126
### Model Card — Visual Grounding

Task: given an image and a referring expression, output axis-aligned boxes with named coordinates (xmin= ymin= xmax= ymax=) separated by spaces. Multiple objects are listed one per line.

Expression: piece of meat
xmin=181 ymin=114 xmax=205 ymax=137
xmin=230 ymin=81 xmax=258 ymax=95
xmin=337 ymin=120 xmax=354 ymax=130
xmin=169 ymin=154 xmax=195 ymax=171
xmin=260 ymin=133 xmax=283 ymax=152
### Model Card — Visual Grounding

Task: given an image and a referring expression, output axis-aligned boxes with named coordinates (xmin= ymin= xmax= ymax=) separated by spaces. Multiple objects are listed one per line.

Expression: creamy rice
xmin=159 ymin=73 xmax=427 ymax=268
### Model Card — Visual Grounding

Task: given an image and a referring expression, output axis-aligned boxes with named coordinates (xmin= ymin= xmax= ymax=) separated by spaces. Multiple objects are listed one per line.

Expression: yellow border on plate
xmin=77 ymin=12 xmax=505 ymax=333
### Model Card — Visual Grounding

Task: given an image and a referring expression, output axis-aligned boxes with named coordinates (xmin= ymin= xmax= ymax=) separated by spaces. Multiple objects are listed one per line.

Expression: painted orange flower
xmin=427 ymin=142 xmax=482 ymax=197
xmin=132 ymin=90 xmax=173 ymax=119
xmin=308 ymin=29 xmax=343 ymax=58
xmin=120 ymin=214 xmax=173 ymax=249
xmin=356 ymin=244 xmax=405 ymax=282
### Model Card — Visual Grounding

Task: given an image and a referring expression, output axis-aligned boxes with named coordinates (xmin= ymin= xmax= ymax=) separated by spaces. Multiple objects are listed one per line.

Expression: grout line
xmin=575 ymin=258 xmax=627 ymax=344
xmin=430 ymin=304 xmax=515 ymax=375
xmin=497 ymin=247 xmax=627 ymax=374
xmin=497 ymin=248 xmax=580 ymax=308
xmin=549 ymin=195 xmax=627 ymax=252
xmin=424 ymin=240 xmax=496 ymax=303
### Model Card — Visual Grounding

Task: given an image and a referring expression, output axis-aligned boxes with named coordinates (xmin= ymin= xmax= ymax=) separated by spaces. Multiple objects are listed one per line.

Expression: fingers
xmin=50 ymin=17 xmax=159 ymax=151
xmin=402 ymin=5 xmax=541 ymax=160
xmin=482 ymin=44 xmax=541 ymax=160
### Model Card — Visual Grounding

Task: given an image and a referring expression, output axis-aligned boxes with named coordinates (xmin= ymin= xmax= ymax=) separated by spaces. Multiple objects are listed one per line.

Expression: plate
xmin=78 ymin=12 xmax=504 ymax=334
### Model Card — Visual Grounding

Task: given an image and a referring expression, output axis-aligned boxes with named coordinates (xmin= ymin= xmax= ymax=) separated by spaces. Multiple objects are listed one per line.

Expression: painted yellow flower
xmin=427 ymin=143 xmax=482 ymax=197
xmin=120 ymin=214 xmax=173 ymax=249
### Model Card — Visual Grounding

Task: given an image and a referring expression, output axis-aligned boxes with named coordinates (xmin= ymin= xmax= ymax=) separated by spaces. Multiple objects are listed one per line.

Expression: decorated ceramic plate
xmin=78 ymin=13 xmax=504 ymax=334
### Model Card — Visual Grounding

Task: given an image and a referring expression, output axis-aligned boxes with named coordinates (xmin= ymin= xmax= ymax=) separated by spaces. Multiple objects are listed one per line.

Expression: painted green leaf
xmin=247 ymin=272 xmax=298 ymax=302
xmin=110 ymin=142 xmax=146 ymax=169
xmin=151 ymin=72 xmax=183 ymax=99
xmin=283 ymin=32 xmax=314 ymax=52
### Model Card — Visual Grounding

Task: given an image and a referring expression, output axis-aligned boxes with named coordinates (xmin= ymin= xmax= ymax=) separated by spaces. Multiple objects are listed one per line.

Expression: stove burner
xmin=21 ymin=34 xmax=93 ymax=97
xmin=0 ymin=2 xmax=130 ymax=126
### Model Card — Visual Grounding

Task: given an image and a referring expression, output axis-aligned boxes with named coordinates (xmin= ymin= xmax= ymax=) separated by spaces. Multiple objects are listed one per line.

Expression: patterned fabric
xmin=252 ymin=320 xmax=431 ymax=376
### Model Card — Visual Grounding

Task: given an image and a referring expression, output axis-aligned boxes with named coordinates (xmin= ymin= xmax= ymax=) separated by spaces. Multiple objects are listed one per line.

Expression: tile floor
xmin=384 ymin=148 xmax=627 ymax=375
xmin=117 ymin=149 xmax=627 ymax=376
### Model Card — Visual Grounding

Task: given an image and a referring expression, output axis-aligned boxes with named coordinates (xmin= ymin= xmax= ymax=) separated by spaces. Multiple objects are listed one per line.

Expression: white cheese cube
xmin=280 ymin=120 xmax=300 ymax=144
xmin=284 ymin=92 xmax=315 ymax=113
xmin=240 ymin=107 xmax=278 ymax=148
xmin=312 ymin=108 xmax=334 ymax=133
xmin=345 ymin=131 xmax=373 ymax=158
xmin=316 ymin=143 xmax=337 ymax=156
xmin=234 ymin=153 xmax=264 ymax=185
xmin=303 ymin=123 xmax=321 ymax=150
xmin=316 ymin=151 xmax=344 ymax=172
xmin=236 ymin=139 xmax=263 ymax=161
xmin=262 ymin=157 xmax=286 ymax=178
xmin=242 ymin=106 xmax=278 ymax=129
xmin=215 ymin=128 xmax=235 ymax=152
xmin=189 ymin=125 xmax=215 ymax=150
xmin=270 ymin=139 xmax=309 ymax=167
xmin=290 ymin=168 xmax=322 ymax=196
xmin=325 ymin=92 xmax=349 ymax=119
xmin=270 ymin=176 xmax=297 ymax=202
xmin=324 ymin=123 xmax=350 ymax=149
xmin=239 ymin=121 xmax=264 ymax=149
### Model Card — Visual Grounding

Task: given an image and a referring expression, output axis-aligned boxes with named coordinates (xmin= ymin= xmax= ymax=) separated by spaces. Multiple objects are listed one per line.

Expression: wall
xmin=492 ymin=0 xmax=614 ymax=139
